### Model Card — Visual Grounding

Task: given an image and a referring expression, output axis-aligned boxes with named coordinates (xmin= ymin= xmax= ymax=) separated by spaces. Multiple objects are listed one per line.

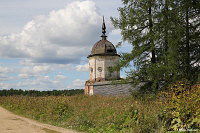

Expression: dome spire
xmin=101 ymin=16 xmax=107 ymax=40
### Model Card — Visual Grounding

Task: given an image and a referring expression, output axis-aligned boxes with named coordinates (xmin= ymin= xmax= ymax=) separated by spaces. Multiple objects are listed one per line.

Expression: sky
xmin=0 ymin=0 xmax=131 ymax=90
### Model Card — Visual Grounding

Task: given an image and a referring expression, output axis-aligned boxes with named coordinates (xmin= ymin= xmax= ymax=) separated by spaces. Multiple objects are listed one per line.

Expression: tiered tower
xmin=85 ymin=17 xmax=120 ymax=95
xmin=87 ymin=17 xmax=120 ymax=82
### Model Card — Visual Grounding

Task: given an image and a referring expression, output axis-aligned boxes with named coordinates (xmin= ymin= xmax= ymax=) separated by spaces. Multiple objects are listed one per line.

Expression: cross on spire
xmin=101 ymin=16 xmax=107 ymax=40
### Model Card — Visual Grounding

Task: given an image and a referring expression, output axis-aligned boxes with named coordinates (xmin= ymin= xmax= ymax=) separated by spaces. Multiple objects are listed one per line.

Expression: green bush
xmin=160 ymin=82 xmax=200 ymax=131
xmin=0 ymin=95 xmax=165 ymax=132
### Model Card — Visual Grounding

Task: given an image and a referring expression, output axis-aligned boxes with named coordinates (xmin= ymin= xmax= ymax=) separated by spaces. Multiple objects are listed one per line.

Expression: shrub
xmin=0 ymin=95 xmax=165 ymax=132
xmin=160 ymin=82 xmax=200 ymax=131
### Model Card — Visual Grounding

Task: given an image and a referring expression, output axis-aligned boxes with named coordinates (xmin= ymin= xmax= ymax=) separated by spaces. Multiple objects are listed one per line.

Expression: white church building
xmin=85 ymin=18 xmax=135 ymax=95
xmin=88 ymin=17 xmax=120 ymax=82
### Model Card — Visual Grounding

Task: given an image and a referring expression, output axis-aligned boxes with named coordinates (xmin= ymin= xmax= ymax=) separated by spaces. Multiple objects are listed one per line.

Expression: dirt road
xmin=0 ymin=107 xmax=78 ymax=133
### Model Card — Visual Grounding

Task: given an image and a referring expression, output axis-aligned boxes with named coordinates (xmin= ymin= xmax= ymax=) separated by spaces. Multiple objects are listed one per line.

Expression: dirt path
xmin=0 ymin=107 xmax=79 ymax=133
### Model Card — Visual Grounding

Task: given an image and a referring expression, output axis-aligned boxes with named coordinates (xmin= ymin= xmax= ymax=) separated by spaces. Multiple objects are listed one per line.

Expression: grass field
xmin=0 ymin=83 xmax=199 ymax=133
xmin=0 ymin=95 xmax=165 ymax=133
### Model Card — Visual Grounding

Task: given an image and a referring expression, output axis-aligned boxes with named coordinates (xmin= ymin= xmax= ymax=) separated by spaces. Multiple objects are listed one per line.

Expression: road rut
xmin=0 ymin=107 xmax=78 ymax=133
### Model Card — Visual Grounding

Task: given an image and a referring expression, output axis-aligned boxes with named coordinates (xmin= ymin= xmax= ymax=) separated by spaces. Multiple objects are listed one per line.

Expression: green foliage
xmin=160 ymin=82 xmax=200 ymax=131
xmin=0 ymin=89 xmax=84 ymax=96
xmin=111 ymin=0 xmax=200 ymax=90
xmin=1 ymin=85 xmax=198 ymax=132
xmin=0 ymin=95 xmax=165 ymax=133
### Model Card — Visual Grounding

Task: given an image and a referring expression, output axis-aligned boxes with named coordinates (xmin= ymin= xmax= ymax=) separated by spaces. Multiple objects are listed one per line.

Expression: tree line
xmin=111 ymin=0 xmax=199 ymax=90
xmin=0 ymin=88 xmax=84 ymax=96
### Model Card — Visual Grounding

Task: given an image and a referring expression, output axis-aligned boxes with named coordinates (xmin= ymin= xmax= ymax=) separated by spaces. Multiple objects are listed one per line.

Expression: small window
xmin=90 ymin=68 xmax=93 ymax=72
xmin=108 ymin=67 xmax=112 ymax=77
xmin=107 ymin=45 xmax=114 ymax=53
xmin=107 ymin=49 xmax=113 ymax=53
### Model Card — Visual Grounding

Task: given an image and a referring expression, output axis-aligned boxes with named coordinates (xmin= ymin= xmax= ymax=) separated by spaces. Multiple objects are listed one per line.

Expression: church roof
xmin=90 ymin=39 xmax=117 ymax=55
xmin=88 ymin=17 xmax=119 ymax=58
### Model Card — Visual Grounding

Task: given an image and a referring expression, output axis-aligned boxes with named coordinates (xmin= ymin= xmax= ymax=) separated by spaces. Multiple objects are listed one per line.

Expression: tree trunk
xmin=185 ymin=1 xmax=190 ymax=80
xmin=149 ymin=6 xmax=156 ymax=64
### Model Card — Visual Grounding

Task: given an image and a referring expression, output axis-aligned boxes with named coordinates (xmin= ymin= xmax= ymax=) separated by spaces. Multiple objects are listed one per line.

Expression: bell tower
xmin=87 ymin=17 xmax=120 ymax=82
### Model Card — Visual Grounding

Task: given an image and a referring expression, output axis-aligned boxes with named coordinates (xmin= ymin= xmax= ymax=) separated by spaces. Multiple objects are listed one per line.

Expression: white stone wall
xmin=89 ymin=57 xmax=95 ymax=81
xmin=89 ymin=56 xmax=105 ymax=81
xmin=88 ymin=55 xmax=120 ymax=81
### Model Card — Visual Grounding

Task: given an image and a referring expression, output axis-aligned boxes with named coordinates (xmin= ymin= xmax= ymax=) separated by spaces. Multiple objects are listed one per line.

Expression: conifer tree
xmin=111 ymin=0 xmax=199 ymax=90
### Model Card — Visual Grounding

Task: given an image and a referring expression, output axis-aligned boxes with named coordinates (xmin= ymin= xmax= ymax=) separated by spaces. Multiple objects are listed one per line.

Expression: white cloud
xmin=19 ymin=59 xmax=37 ymax=66
xmin=56 ymin=64 xmax=74 ymax=70
xmin=0 ymin=66 xmax=17 ymax=81
xmin=76 ymin=63 xmax=89 ymax=72
xmin=55 ymin=74 xmax=67 ymax=81
xmin=73 ymin=79 xmax=85 ymax=88
xmin=14 ymin=75 xmax=68 ymax=90
xmin=33 ymin=65 xmax=51 ymax=74
xmin=0 ymin=1 xmax=112 ymax=64
xmin=0 ymin=0 xmax=121 ymax=91
xmin=0 ymin=63 xmax=71 ymax=89
xmin=67 ymin=79 xmax=85 ymax=89
xmin=110 ymin=29 xmax=121 ymax=35
xmin=18 ymin=73 xmax=31 ymax=79
xmin=16 ymin=80 xmax=38 ymax=88
xmin=18 ymin=64 xmax=53 ymax=79
xmin=0 ymin=67 xmax=14 ymax=74
xmin=0 ymin=74 xmax=15 ymax=81
xmin=13 ymin=59 xmax=74 ymax=89
xmin=0 ymin=82 xmax=15 ymax=89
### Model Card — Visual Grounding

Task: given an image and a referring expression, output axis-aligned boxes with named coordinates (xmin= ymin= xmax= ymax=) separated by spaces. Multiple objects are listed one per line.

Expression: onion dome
xmin=88 ymin=17 xmax=119 ymax=58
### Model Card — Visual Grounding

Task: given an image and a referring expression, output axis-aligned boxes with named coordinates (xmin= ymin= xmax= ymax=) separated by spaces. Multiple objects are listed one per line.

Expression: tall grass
xmin=0 ymin=95 xmax=164 ymax=132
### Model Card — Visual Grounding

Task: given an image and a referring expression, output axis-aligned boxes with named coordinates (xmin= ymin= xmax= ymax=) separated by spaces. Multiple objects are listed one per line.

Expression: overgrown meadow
xmin=0 ymin=82 xmax=199 ymax=133
xmin=0 ymin=95 xmax=164 ymax=132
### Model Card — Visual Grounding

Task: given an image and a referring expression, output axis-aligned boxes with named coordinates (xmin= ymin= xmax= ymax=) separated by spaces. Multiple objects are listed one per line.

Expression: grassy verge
xmin=0 ymin=95 xmax=164 ymax=133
